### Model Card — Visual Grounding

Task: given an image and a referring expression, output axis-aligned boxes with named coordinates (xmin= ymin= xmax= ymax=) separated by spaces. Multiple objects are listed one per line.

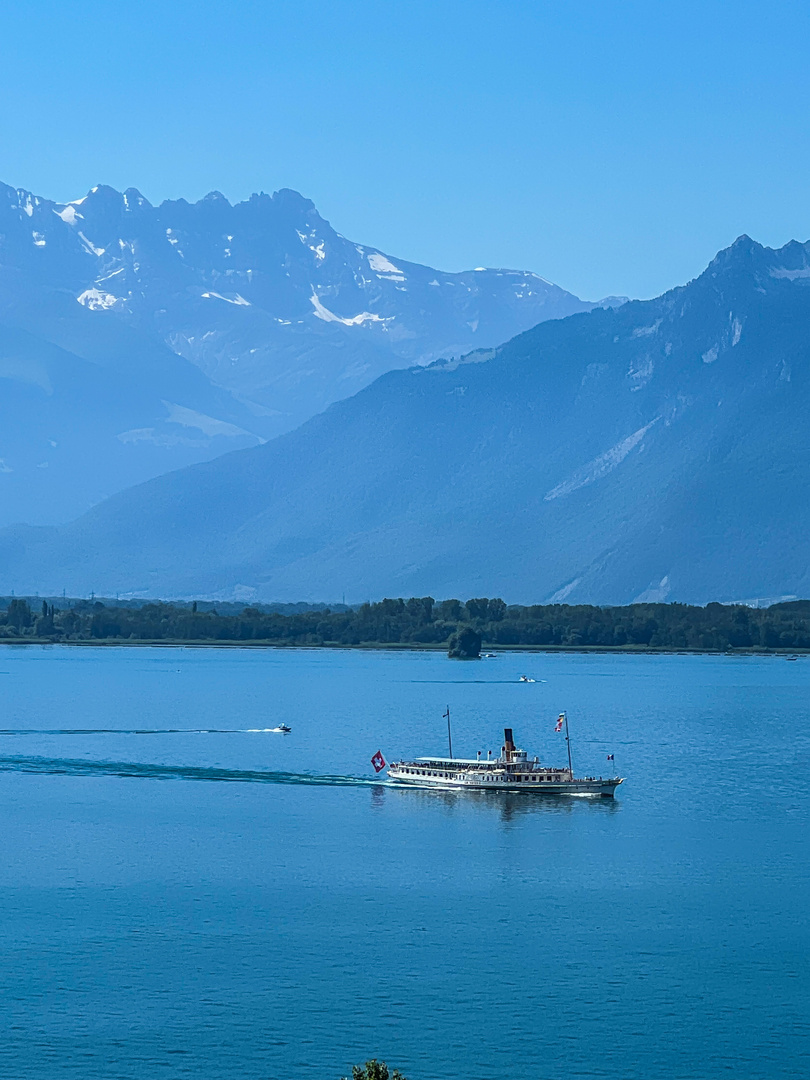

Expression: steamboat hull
xmin=387 ymin=768 xmax=623 ymax=798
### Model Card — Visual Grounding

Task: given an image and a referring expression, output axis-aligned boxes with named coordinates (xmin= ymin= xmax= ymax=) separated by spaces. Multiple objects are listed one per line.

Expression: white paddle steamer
xmin=387 ymin=718 xmax=623 ymax=797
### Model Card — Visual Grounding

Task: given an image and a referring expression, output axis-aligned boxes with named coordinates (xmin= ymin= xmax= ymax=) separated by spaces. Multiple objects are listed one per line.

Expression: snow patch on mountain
xmin=98 ymin=267 xmax=125 ymax=282
xmin=201 ymin=292 xmax=251 ymax=306
xmin=368 ymin=252 xmax=403 ymax=275
xmin=633 ymin=575 xmax=672 ymax=603
xmin=546 ymin=577 xmax=583 ymax=603
xmin=309 ymin=292 xmax=387 ymax=326
xmin=55 ymin=205 xmax=82 ymax=225
xmin=77 ymin=232 xmax=105 ymax=257
xmin=0 ymin=178 xmax=601 ymax=505
xmin=545 ymin=418 xmax=660 ymax=501
xmin=77 ymin=288 xmax=120 ymax=311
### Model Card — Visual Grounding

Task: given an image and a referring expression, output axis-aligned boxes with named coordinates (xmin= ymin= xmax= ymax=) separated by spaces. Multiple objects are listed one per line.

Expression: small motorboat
xmin=518 ymin=675 xmax=535 ymax=683
xmin=483 ymin=653 xmax=497 ymax=658
xmin=786 ymin=655 xmax=799 ymax=662
xmin=273 ymin=723 xmax=292 ymax=733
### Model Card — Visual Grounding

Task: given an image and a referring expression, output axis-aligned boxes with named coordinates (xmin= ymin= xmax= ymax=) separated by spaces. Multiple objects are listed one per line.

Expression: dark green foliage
xmin=448 ymin=626 xmax=482 ymax=658
xmin=464 ymin=598 xmax=491 ymax=622
xmin=2 ymin=595 xmax=810 ymax=651
xmin=343 ymin=1060 xmax=407 ymax=1080
xmin=35 ymin=602 xmax=56 ymax=637
xmin=436 ymin=598 xmax=464 ymax=621
xmin=6 ymin=598 xmax=32 ymax=630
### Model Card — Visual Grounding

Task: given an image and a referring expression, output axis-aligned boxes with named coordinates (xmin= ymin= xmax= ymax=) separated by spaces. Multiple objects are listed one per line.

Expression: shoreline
xmin=0 ymin=639 xmax=807 ymax=656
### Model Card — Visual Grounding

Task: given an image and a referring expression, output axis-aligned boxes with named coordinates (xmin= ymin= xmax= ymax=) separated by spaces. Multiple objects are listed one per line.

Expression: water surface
xmin=0 ymin=646 xmax=807 ymax=1080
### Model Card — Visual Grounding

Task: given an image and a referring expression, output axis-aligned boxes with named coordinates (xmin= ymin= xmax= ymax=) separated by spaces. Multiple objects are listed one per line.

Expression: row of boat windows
xmin=401 ymin=768 xmax=564 ymax=782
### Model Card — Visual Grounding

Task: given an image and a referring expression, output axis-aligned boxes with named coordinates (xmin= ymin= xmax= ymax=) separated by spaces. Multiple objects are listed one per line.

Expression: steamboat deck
xmin=387 ymin=723 xmax=623 ymax=797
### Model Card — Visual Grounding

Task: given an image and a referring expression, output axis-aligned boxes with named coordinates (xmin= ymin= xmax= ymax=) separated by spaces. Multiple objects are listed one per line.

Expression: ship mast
xmin=444 ymin=706 xmax=453 ymax=759
xmin=563 ymin=711 xmax=573 ymax=777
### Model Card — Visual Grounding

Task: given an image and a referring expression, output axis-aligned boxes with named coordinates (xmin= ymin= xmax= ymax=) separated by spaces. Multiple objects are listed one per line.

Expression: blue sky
xmin=1 ymin=0 xmax=808 ymax=300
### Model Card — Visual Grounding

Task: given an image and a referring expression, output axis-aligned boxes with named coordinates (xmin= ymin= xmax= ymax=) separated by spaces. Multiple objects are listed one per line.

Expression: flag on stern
xmin=555 ymin=714 xmax=565 ymax=732
xmin=371 ymin=750 xmax=387 ymax=773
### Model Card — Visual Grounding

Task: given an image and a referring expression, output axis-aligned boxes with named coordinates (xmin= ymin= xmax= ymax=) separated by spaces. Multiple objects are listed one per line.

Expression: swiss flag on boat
xmin=371 ymin=750 xmax=387 ymax=773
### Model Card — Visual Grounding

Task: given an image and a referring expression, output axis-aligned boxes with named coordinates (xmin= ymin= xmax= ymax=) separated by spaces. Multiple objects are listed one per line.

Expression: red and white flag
xmin=371 ymin=750 xmax=387 ymax=773
xmin=555 ymin=714 xmax=565 ymax=732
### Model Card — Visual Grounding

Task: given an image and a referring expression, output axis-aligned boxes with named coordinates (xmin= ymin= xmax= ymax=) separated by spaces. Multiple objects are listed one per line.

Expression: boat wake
xmin=0 ymin=755 xmax=374 ymax=786
xmin=0 ymin=727 xmax=290 ymax=736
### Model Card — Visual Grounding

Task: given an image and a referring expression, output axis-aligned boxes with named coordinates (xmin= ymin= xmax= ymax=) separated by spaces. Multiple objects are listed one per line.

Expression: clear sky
xmin=1 ymin=0 xmax=809 ymax=300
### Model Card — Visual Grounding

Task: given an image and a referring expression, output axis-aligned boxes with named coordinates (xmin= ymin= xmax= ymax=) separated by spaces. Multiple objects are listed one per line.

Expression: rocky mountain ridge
xmin=3 ymin=234 xmax=809 ymax=604
xmin=0 ymin=180 xmax=606 ymax=524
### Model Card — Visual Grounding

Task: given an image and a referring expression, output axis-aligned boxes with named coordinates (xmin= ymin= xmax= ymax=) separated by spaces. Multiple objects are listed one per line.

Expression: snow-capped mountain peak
xmin=0 ymin=179 xmax=599 ymax=526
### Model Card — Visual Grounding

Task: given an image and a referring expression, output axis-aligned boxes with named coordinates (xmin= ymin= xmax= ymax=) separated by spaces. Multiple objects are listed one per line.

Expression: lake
xmin=0 ymin=645 xmax=807 ymax=1080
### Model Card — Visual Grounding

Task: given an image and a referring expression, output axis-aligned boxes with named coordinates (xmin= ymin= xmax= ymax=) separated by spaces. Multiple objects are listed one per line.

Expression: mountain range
xmin=0 ymin=181 xmax=611 ymax=525
xmin=4 ymin=233 xmax=810 ymax=605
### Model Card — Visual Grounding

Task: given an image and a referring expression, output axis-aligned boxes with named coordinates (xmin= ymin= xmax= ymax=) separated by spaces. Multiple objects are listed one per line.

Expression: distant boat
xmin=786 ymin=655 xmax=799 ymax=661
xmin=272 ymin=724 xmax=292 ymax=733
xmin=518 ymin=675 xmax=535 ymax=683
xmin=483 ymin=653 xmax=497 ymax=658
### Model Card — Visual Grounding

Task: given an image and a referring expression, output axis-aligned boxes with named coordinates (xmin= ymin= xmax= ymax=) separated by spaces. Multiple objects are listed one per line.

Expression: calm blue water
xmin=0 ymin=645 xmax=807 ymax=1080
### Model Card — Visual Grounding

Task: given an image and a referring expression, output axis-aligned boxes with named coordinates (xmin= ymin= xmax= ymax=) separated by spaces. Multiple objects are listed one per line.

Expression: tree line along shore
xmin=1 ymin=595 xmax=810 ymax=652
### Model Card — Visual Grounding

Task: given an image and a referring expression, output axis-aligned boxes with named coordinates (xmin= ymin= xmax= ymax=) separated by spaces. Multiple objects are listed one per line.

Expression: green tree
xmin=405 ymin=596 xmax=434 ymax=623
xmin=448 ymin=626 xmax=482 ymax=658
xmin=436 ymin=598 xmax=463 ymax=621
xmin=487 ymin=597 xmax=507 ymax=621
xmin=35 ymin=604 xmax=56 ymax=637
xmin=11 ymin=593 xmax=810 ymax=653
xmin=7 ymin=598 xmax=32 ymax=631
xmin=343 ymin=1061 xmax=407 ymax=1080
xmin=465 ymin=597 xmax=492 ymax=621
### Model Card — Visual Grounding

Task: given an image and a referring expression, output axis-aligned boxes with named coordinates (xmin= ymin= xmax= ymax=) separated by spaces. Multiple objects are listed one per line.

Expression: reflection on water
xmin=380 ymin=782 xmax=621 ymax=822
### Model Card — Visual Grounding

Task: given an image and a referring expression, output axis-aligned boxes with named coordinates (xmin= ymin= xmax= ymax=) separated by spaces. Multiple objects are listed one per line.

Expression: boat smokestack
xmin=503 ymin=728 xmax=515 ymax=755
